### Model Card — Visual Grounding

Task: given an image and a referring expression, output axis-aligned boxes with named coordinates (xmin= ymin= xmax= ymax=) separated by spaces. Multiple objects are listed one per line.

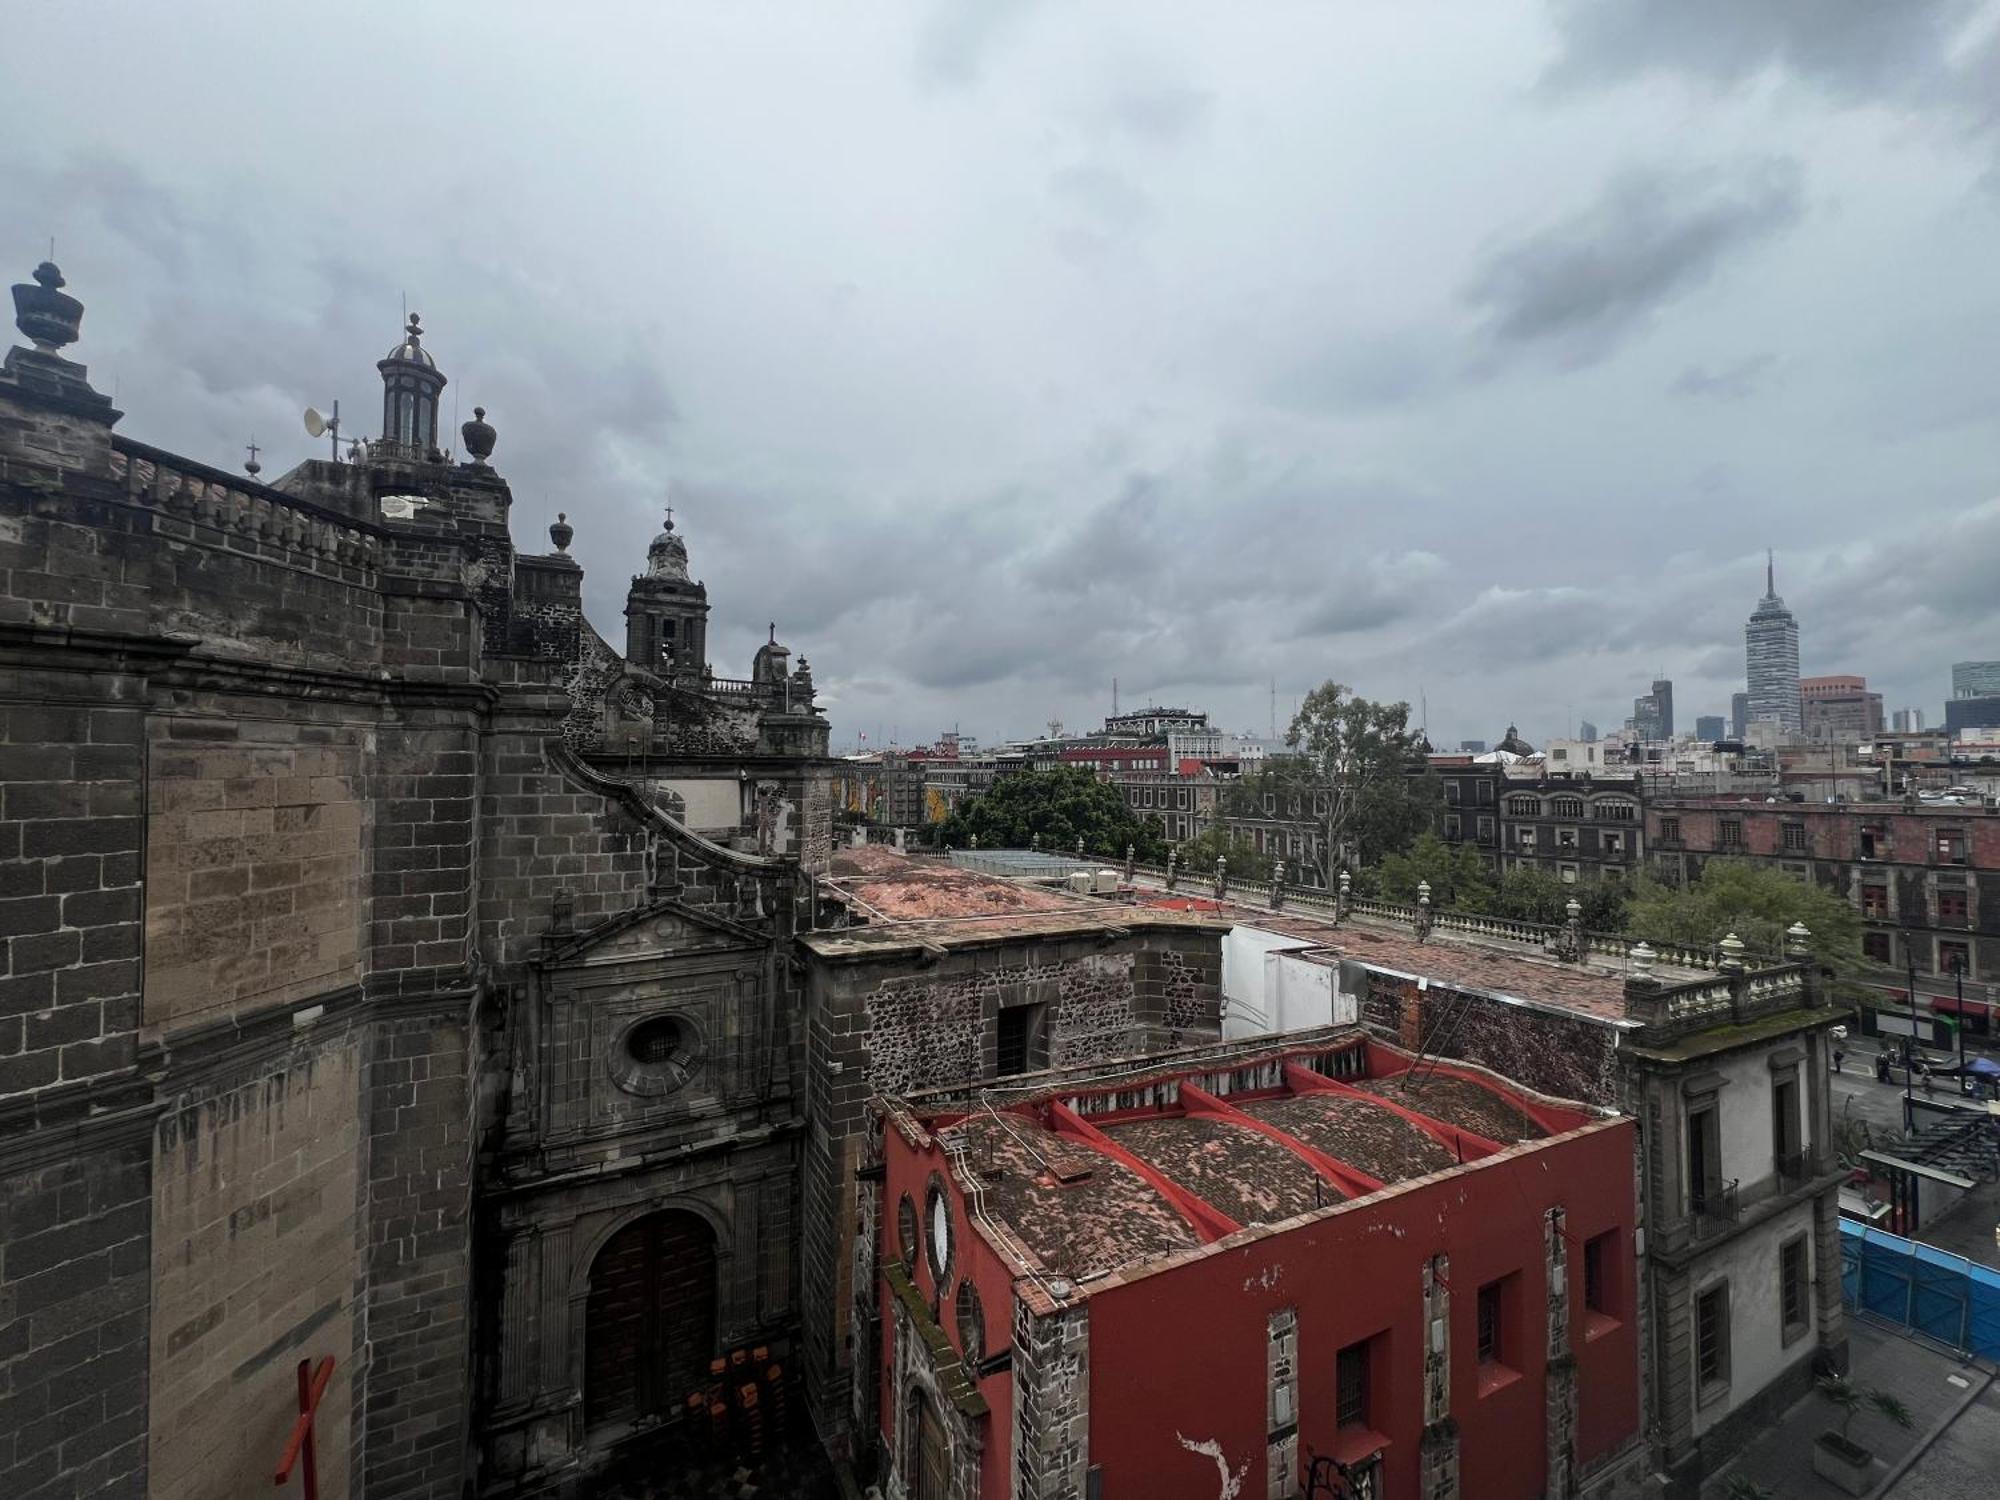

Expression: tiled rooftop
xmin=827 ymin=846 xmax=1086 ymax=920
xmin=937 ymin=1111 xmax=1199 ymax=1279
xmin=902 ymin=1033 xmax=1594 ymax=1287
xmin=1238 ymin=1093 xmax=1458 ymax=1182
xmin=1106 ymin=1114 xmax=1334 ymax=1225
xmin=1351 ymin=1074 xmax=1547 ymax=1143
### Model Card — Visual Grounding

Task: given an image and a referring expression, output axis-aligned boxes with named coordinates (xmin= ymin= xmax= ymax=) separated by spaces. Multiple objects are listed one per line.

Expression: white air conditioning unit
xmin=1093 ymin=869 xmax=1120 ymax=894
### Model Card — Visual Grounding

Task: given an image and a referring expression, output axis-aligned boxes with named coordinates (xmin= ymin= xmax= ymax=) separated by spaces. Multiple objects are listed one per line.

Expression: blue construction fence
xmin=1840 ymin=1219 xmax=2000 ymax=1358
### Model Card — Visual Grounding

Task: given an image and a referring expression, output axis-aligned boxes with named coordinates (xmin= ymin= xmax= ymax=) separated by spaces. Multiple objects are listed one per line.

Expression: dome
xmin=383 ymin=313 xmax=436 ymax=369
xmin=645 ymin=511 xmax=690 ymax=581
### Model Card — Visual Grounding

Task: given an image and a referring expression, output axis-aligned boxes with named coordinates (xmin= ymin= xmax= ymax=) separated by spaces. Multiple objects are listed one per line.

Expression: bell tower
xmin=625 ymin=507 xmax=710 ymax=677
xmin=376 ymin=313 xmax=447 ymax=457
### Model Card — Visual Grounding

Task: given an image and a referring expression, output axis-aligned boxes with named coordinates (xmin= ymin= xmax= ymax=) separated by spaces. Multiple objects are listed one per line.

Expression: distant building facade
xmin=1952 ymin=661 xmax=2000 ymax=699
xmin=1800 ymin=675 xmax=1884 ymax=742
xmin=1695 ymin=715 xmax=1726 ymax=742
xmin=1745 ymin=556 xmax=1802 ymax=734
xmin=1730 ymin=693 xmax=1749 ymax=741
xmin=1892 ymin=708 xmax=1926 ymax=733
xmin=1632 ymin=679 xmax=1674 ymax=741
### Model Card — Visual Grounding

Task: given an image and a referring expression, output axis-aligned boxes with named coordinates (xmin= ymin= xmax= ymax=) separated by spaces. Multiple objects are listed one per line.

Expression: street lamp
xmin=1904 ymin=936 xmax=1920 ymax=1128
xmin=1952 ymin=953 xmax=1968 ymax=1078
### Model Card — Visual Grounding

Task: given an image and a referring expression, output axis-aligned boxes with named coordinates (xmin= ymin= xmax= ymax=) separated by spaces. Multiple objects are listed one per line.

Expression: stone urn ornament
xmin=12 ymin=261 xmax=83 ymax=352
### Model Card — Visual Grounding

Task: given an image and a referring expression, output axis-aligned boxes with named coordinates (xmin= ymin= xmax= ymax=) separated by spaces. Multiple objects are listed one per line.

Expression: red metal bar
xmin=274 ymin=1355 xmax=336 ymax=1494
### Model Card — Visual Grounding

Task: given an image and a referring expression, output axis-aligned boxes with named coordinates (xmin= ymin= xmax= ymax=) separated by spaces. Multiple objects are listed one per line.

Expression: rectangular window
xmin=995 ymin=1005 xmax=1044 ymax=1077
xmin=1688 ymin=1101 xmax=1722 ymax=1215
xmin=1477 ymin=816 xmax=1495 ymax=844
xmin=1861 ymin=884 xmax=1888 ymax=916
xmin=1719 ymin=818 xmax=1743 ymax=848
xmin=1602 ymin=831 xmax=1625 ymax=856
xmin=1557 ymin=828 xmax=1577 ymax=849
xmin=1863 ymin=932 xmax=1892 ymax=963
xmin=1553 ymin=796 xmax=1584 ymax=820
xmin=1602 ymin=802 xmax=1636 ymax=821
xmin=1940 ymin=939 xmax=1971 ymax=976
xmin=1782 ymin=823 xmax=1808 ymax=852
xmin=1445 ymin=781 xmax=1462 ymax=804
xmin=1476 ymin=1281 xmax=1502 ymax=1364
xmin=1939 ymin=888 xmax=1969 ymax=923
xmin=1938 ymin=829 xmax=1967 ymax=864
xmin=1772 ymin=1072 xmax=1801 ymax=1176
xmin=1780 ymin=1237 xmax=1809 ymax=1339
xmin=1444 ymin=814 xmax=1462 ymax=840
xmin=1477 ymin=781 xmax=1494 ymax=804
xmin=1583 ymin=1231 xmax=1614 ymax=1318
xmin=1859 ymin=827 xmax=1880 ymax=860
xmin=1696 ymin=1284 xmax=1730 ymax=1392
xmin=1659 ymin=816 xmax=1681 ymax=843
xmin=1335 ymin=1339 xmax=1370 ymax=1430
xmin=1518 ymin=827 xmax=1538 ymax=849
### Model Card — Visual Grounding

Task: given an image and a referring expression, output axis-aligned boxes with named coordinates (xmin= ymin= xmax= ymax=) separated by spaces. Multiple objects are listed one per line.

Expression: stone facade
xmin=0 ymin=267 xmax=835 ymax=1500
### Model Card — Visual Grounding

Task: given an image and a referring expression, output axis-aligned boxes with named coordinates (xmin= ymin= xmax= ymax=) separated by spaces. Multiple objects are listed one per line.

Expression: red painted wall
xmin=1082 ymin=1118 xmax=1639 ymax=1500
xmin=878 ymin=1118 xmax=1017 ymax=1500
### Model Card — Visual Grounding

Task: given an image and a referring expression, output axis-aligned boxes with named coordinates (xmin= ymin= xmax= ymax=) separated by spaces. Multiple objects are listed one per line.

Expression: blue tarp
xmin=1839 ymin=1219 xmax=2000 ymax=1358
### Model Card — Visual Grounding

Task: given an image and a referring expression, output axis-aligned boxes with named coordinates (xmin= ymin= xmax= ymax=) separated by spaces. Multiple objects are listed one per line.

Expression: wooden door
xmin=910 ymin=1388 xmax=950 ymax=1500
xmin=584 ymin=1211 xmax=716 ymax=1429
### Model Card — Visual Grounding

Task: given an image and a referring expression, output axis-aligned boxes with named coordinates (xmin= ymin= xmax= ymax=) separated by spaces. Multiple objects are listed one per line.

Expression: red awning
xmin=1928 ymin=994 xmax=1992 ymax=1018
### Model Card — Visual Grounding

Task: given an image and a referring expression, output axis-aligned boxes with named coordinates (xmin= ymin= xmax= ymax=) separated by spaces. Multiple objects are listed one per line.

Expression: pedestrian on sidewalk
xmin=1834 ymin=1047 xmax=1845 ymax=1074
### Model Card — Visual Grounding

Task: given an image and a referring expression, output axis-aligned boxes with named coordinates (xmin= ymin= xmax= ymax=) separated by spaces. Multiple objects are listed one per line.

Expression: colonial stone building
xmin=0 ymin=263 xmax=1228 ymax=1499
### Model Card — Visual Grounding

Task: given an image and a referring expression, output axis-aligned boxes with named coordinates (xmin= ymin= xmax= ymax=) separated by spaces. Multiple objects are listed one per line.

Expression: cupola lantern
xmin=377 ymin=313 xmax=447 ymax=457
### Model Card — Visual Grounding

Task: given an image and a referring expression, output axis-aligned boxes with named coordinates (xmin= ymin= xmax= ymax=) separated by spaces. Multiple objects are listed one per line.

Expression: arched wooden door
xmin=585 ymin=1210 xmax=718 ymax=1430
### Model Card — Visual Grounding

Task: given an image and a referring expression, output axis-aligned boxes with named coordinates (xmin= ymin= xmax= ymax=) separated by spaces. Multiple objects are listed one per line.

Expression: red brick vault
xmin=869 ymin=1030 xmax=1643 ymax=1500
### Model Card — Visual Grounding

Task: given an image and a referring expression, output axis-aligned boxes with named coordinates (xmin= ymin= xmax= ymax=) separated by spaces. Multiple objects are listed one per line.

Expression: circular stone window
xmin=897 ymin=1193 xmax=919 ymax=1268
xmin=608 ymin=1013 xmax=704 ymax=1097
xmin=925 ymin=1175 xmax=954 ymax=1287
xmin=955 ymin=1279 xmax=985 ymax=1365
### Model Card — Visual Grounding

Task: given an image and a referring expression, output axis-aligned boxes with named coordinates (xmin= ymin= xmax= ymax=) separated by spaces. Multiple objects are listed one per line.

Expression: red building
xmin=868 ymin=1030 xmax=1642 ymax=1499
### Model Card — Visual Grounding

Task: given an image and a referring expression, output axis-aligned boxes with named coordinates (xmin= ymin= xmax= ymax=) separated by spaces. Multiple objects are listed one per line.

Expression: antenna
xmin=1269 ymin=678 xmax=1277 ymax=741
xmin=1112 ymin=676 xmax=1118 ymax=717
xmin=303 ymin=398 xmax=342 ymax=460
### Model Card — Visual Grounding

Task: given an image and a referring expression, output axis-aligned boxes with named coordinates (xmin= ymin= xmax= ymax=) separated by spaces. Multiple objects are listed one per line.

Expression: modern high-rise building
xmin=1891 ymin=708 xmax=1925 ymax=732
xmin=1578 ymin=718 xmax=1599 ymax=742
xmin=1745 ymin=552 xmax=1801 ymax=733
xmin=1631 ymin=679 xmax=1673 ymax=741
xmin=1952 ymin=661 xmax=2000 ymax=698
xmin=1730 ymin=692 xmax=1749 ymax=740
xmin=1695 ymin=714 xmax=1725 ymax=741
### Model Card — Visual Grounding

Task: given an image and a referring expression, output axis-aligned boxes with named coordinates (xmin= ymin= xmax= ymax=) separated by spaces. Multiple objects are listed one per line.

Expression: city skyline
xmin=4 ymin=4 xmax=1999 ymax=752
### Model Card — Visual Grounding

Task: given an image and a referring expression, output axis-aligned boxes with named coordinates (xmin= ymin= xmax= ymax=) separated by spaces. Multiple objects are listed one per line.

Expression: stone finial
xmin=1565 ymin=896 xmax=1581 ymax=921
xmin=1270 ymin=861 xmax=1285 ymax=910
xmin=1124 ymin=843 xmax=1135 ymax=881
xmin=1628 ymin=941 xmax=1656 ymax=981
xmin=1414 ymin=880 xmax=1434 ymax=943
xmin=968 ymin=833 xmax=978 ymax=850
xmin=1417 ymin=880 xmax=1432 ymax=906
xmin=1075 ymin=835 xmax=1085 ymax=857
xmin=461 ymin=404 xmax=497 ymax=464
xmin=1785 ymin=920 xmax=1812 ymax=958
xmin=1214 ymin=856 xmax=1228 ymax=899
xmin=1718 ymin=932 xmax=1746 ymax=972
xmin=1030 ymin=832 xmax=1039 ymax=851
xmin=1165 ymin=846 xmax=1178 ymax=891
xmin=1336 ymin=867 xmax=1351 ymax=922
xmin=549 ymin=512 xmax=574 ymax=552
xmin=12 ymin=260 xmax=83 ymax=353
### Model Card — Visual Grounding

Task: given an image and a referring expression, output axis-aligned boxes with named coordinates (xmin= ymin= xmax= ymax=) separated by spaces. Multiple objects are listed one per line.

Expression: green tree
xmin=1228 ymin=683 xmax=1437 ymax=887
xmin=1176 ymin=826 xmax=1275 ymax=882
xmin=936 ymin=766 xmax=1165 ymax=861
xmin=1487 ymin=868 xmax=1629 ymax=932
xmin=1624 ymin=859 xmax=1865 ymax=991
xmin=1375 ymin=833 xmax=1495 ymax=911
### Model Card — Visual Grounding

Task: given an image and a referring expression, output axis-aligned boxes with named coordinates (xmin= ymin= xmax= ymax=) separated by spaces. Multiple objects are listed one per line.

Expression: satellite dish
xmin=303 ymin=406 xmax=326 ymax=438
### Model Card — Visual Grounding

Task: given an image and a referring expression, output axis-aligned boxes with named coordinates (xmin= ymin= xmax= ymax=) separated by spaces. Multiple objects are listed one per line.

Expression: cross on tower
xmin=273 ymin=1356 xmax=336 ymax=1497
xmin=244 ymin=439 xmax=262 ymax=479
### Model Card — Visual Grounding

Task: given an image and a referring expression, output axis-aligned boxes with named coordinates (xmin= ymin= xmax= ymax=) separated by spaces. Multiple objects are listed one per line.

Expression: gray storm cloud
xmin=3 ymin=0 xmax=1996 ymax=748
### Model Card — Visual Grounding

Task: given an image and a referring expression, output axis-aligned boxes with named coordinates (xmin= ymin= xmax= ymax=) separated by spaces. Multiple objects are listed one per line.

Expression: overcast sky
xmin=7 ymin=1 xmax=1999 ymax=749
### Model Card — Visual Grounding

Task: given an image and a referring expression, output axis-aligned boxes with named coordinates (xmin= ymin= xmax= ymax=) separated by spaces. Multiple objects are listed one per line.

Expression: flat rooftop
xmin=906 ymin=1032 xmax=1591 ymax=1286
xmin=1146 ymin=893 xmax=1713 ymax=1023
xmin=826 ymin=845 xmax=1087 ymax=920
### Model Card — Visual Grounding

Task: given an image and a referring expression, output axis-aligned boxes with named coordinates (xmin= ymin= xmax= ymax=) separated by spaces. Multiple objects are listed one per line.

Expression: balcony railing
xmin=1691 ymin=1179 xmax=1741 ymax=1237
